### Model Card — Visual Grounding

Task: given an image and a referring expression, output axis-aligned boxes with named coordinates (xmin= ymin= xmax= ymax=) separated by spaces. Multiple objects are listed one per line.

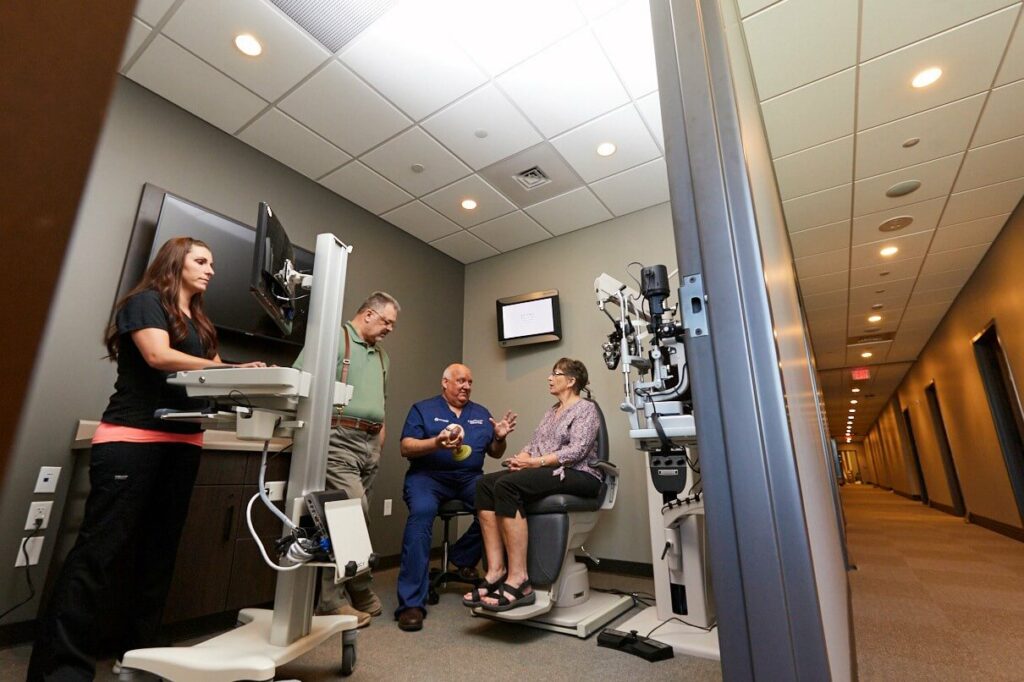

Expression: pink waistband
xmin=92 ymin=422 xmax=204 ymax=447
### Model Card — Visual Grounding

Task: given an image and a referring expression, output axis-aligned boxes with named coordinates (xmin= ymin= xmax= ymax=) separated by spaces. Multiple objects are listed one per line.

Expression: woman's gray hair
xmin=357 ymin=291 xmax=401 ymax=314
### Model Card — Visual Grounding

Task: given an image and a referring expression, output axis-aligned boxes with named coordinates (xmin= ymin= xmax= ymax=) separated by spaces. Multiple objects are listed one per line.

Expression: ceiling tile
xmin=429 ymin=231 xmax=500 ymax=264
xmin=849 ymin=278 xmax=915 ymax=307
xmin=850 ymin=229 xmax=934 ymax=268
xmin=809 ymin=305 xmax=849 ymax=324
xmin=338 ymin=4 xmax=486 ymax=121
xmin=803 ymin=289 xmax=848 ymax=311
xmin=907 ymin=285 xmax=961 ymax=306
xmin=848 ymin=292 xmax=911 ymax=316
xmin=592 ymin=0 xmax=658 ymax=98
xmin=738 ymin=0 xmax=781 ymax=17
xmin=940 ymin=177 xmax=1024 ymax=225
xmin=790 ymin=220 xmax=851 ymax=258
xmin=525 ymin=187 xmax=613 ymax=235
xmin=956 ymin=134 xmax=1024 ymax=191
xmin=857 ymin=8 xmax=1017 ymax=129
xmin=238 ymin=108 xmax=350 ymax=180
xmin=478 ymin=143 xmax=585 ymax=208
xmin=576 ymin=0 xmax=630 ymax=21
xmin=996 ymin=11 xmax=1024 ymax=86
xmin=920 ymin=242 xmax=993 ymax=275
xmin=930 ymin=213 xmax=1008 ymax=252
xmin=973 ymin=80 xmax=1024 ymax=147
xmin=127 ymin=35 xmax=267 ymax=134
xmin=853 ymin=153 xmax=962 ymax=216
xmin=360 ymin=127 xmax=471 ymax=197
xmin=900 ymin=301 xmax=952 ymax=324
xmin=914 ymin=267 xmax=973 ymax=291
xmin=551 ymin=105 xmax=660 ymax=182
xmin=851 ymin=196 xmax=946 ymax=246
xmin=163 ymin=0 xmax=330 ymax=101
xmin=635 ymin=92 xmax=664 ymax=150
xmin=847 ymin=343 xmax=890 ymax=365
xmin=422 ymin=175 xmax=517 ymax=228
xmin=421 ymin=85 xmax=542 ymax=170
xmin=380 ymin=201 xmax=462 ymax=242
xmin=850 ymin=257 xmax=923 ymax=287
xmin=799 ymin=271 xmax=849 ymax=296
xmin=497 ymin=29 xmax=629 ymax=137
xmin=855 ymin=94 xmax=985 ymax=179
xmin=120 ymin=18 xmax=151 ymax=71
xmin=783 ymin=184 xmax=852 ymax=232
xmin=847 ymin=314 xmax=898 ymax=334
xmin=860 ymin=0 xmax=1017 ymax=60
xmin=319 ymin=161 xmax=412 ymax=215
xmin=743 ymin=0 xmax=857 ymax=100
xmin=469 ymin=212 xmax=552 ymax=252
xmin=775 ymin=136 xmax=853 ymax=200
xmin=762 ymin=68 xmax=856 ymax=157
xmin=134 ymin=0 xmax=175 ymax=26
xmin=278 ymin=61 xmax=411 ymax=156
xmin=589 ymin=158 xmax=670 ymax=216
xmin=448 ymin=0 xmax=585 ymax=76
xmin=796 ymin=247 xmax=849 ymax=279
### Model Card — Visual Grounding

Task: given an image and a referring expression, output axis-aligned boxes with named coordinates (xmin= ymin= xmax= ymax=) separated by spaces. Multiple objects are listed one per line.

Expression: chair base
xmin=473 ymin=591 xmax=632 ymax=639
xmin=427 ymin=567 xmax=479 ymax=604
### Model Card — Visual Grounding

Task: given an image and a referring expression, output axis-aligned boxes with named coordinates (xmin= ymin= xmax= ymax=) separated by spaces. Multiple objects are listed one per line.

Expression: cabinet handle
xmin=223 ymin=505 xmax=235 ymax=542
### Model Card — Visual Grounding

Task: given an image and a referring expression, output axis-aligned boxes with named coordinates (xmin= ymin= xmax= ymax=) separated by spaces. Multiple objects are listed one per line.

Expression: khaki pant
xmin=318 ymin=425 xmax=382 ymax=613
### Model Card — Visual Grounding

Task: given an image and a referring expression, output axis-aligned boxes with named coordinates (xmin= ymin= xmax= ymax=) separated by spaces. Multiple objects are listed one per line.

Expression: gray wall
xmin=462 ymin=202 xmax=679 ymax=564
xmin=1 ymin=78 xmax=464 ymax=621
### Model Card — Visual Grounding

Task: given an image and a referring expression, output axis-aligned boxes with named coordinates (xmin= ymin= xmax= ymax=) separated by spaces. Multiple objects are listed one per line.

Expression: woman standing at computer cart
xmin=28 ymin=237 xmax=265 ymax=681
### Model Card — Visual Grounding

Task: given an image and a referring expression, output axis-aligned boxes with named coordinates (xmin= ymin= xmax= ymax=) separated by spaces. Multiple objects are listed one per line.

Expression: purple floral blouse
xmin=523 ymin=399 xmax=603 ymax=481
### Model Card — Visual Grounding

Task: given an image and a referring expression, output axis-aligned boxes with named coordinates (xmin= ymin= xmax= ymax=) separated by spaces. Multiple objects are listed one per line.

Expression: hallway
xmin=843 ymin=485 xmax=1024 ymax=680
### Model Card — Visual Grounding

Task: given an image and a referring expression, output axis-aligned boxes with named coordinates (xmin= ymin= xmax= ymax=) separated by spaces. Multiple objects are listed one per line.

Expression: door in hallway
xmin=902 ymin=408 xmax=928 ymax=504
xmin=924 ymin=383 xmax=965 ymax=516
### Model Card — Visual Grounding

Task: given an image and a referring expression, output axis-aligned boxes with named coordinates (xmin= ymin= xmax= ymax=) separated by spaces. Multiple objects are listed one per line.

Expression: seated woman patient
xmin=463 ymin=357 xmax=603 ymax=611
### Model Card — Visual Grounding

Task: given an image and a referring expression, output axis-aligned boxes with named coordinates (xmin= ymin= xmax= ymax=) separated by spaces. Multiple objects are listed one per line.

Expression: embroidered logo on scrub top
xmin=468 ymin=419 xmax=484 ymax=425
xmin=433 ymin=417 xmax=450 ymax=423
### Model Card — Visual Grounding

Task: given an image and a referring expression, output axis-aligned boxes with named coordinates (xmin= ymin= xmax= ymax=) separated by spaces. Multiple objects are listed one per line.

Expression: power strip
xmin=597 ymin=628 xmax=674 ymax=662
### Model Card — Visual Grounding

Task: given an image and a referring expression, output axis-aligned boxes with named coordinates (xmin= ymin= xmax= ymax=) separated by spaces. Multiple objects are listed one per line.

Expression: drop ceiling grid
xmin=743 ymin=0 xmax=1024 ymax=439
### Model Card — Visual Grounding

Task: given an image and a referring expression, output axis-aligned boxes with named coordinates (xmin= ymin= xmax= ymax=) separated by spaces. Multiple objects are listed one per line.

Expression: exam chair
xmin=474 ymin=400 xmax=633 ymax=637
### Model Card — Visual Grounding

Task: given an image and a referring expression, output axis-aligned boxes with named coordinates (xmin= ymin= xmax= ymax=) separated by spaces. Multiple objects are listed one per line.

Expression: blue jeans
xmin=395 ymin=470 xmax=482 ymax=616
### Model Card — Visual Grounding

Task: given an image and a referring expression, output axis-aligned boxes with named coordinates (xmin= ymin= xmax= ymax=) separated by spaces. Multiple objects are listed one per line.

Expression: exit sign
xmin=851 ymin=367 xmax=871 ymax=381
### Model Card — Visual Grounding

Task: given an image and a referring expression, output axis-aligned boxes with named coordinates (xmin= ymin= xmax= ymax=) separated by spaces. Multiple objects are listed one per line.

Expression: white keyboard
xmin=169 ymin=366 xmax=310 ymax=398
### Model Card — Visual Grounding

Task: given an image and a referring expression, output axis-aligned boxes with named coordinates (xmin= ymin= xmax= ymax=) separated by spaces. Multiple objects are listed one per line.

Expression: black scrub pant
xmin=476 ymin=467 xmax=601 ymax=518
xmin=27 ymin=440 xmax=200 ymax=681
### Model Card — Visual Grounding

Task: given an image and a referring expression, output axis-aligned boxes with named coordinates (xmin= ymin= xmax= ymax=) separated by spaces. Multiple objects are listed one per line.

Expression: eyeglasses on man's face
xmin=367 ymin=308 xmax=397 ymax=328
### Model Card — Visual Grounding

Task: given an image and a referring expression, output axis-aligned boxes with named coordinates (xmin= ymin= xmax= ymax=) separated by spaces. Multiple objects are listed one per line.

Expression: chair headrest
xmin=586 ymin=399 xmax=610 ymax=464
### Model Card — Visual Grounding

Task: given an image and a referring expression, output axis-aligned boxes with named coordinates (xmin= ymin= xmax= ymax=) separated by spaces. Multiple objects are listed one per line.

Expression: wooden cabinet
xmin=162 ymin=449 xmax=290 ymax=624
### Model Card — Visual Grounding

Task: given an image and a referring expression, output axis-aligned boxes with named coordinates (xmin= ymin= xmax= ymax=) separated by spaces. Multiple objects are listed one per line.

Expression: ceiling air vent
xmin=513 ymin=166 xmax=551 ymax=190
xmin=847 ymin=332 xmax=895 ymax=346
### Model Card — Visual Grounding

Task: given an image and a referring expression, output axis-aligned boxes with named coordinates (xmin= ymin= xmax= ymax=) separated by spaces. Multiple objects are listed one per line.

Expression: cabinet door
xmin=224 ymin=538 xmax=280 ymax=611
xmin=162 ymin=485 xmax=241 ymax=623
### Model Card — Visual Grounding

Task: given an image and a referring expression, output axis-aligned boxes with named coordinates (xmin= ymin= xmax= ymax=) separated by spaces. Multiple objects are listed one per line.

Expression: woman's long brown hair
xmin=105 ymin=237 xmax=219 ymax=360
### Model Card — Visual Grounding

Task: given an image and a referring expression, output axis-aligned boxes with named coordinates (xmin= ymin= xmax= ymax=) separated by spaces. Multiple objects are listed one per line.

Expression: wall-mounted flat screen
xmin=116 ymin=184 xmax=312 ymax=348
xmin=496 ymin=290 xmax=561 ymax=347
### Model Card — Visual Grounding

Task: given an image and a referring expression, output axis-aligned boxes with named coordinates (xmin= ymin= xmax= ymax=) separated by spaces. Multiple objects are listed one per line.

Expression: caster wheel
xmin=341 ymin=642 xmax=356 ymax=676
xmin=427 ymin=589 xmax=439 ymax=605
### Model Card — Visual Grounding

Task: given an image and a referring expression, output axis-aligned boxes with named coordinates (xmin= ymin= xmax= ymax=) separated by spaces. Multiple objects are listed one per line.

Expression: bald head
xmin=441 ymin=363 xmax=473 ymax=408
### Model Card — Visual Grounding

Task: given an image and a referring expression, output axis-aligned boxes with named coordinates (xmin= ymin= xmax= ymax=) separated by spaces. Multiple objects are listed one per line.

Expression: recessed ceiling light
xmin=850 ymin=400 xmax=858 ymax=404
xmin=461 ymin=199 xmax=477 ymax=210
xmin=852 ymin=388 xmax=861 ymax=393
xmin=597 ymin=142 xmax=617 ymax=157
xmin=886 ymin=180 xmax=921 ymax=197
xmin=902 ymin=137 xmax=920 ymax=148
xmin=861 ymin=351 xmax=873 ymax=358
xmin=411 ymin=163 xmax=425 ymax=173
xmin=849 ymin=408 xmax=856 ymax=413
xmin=474 ymin=129 xmax=489 ymax=139
xmin=912 ymin=67 xmax=942 ymax=88
xmin=880 ymin=246 xmax=899 ymax=257
xmin=871 ymin=303 xmax=884 ymax=310
xmin=234 ymin=33 xmax=263 ymax=57
xmin=868 ymin=314 xmax=882 ymax=323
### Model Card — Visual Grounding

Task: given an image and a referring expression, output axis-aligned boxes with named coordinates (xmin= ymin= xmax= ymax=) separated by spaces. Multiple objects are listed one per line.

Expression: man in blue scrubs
xmin=395 ymin=363 xmax=517 ymax=631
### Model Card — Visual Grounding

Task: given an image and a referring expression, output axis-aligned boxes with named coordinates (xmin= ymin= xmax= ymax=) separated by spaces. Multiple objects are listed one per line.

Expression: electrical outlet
xmin=15 ymin=537 xmax=44 ymax=567
xmin=383 ymin=499 xmax=393 ymax=516
xmin=263 ymin=481 xmax=286 ymax=502
xmin=34 ymin=466 xmax=61 ymax=494
xmin=25 ymin=501 xmax=53 ymax=530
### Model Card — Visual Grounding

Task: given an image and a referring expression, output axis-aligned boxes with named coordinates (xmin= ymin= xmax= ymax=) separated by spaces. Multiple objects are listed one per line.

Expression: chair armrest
xmin=596 ymin=461 xmax=619 ymax=477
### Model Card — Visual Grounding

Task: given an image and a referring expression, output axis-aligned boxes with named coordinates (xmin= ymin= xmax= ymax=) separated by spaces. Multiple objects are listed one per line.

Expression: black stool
xmin=427 ymin=499 xmax=479 ymax=604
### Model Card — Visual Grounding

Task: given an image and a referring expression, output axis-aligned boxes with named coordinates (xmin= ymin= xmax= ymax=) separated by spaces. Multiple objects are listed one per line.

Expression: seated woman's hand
xmin=507 ymin=452 xmax=539 ymax=471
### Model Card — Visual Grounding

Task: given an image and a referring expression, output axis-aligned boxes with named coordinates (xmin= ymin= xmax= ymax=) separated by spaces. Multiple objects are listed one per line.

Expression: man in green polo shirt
xmin=295 ymin=291 xmax=399 ymax=627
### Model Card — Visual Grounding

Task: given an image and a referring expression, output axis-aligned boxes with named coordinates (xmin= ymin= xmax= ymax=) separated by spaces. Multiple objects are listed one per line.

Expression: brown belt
xmin=335 ymin=416 xmax=383 ymax=435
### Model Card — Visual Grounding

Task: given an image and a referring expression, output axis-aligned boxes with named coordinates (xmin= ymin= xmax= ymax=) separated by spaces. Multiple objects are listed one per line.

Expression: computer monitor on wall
xmin=496 ymin=290 xmax=561 ymax=347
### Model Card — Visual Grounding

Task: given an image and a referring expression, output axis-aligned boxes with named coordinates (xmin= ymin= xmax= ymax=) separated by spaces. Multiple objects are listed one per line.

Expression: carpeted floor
xmin=842 ymin=484 xmax=1024 ymax=681
xmin=5 ymin=485 xmax=1023 ymax=680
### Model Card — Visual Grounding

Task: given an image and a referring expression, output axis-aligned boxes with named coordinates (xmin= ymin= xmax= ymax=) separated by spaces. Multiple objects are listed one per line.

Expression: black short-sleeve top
xmin=100 ymin=289 xmax=209 ymax=433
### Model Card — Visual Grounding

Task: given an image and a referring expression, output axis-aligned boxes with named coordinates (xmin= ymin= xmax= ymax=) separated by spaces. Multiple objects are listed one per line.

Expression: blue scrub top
xmin=401 ymin=395 xmax=494 ymax=472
